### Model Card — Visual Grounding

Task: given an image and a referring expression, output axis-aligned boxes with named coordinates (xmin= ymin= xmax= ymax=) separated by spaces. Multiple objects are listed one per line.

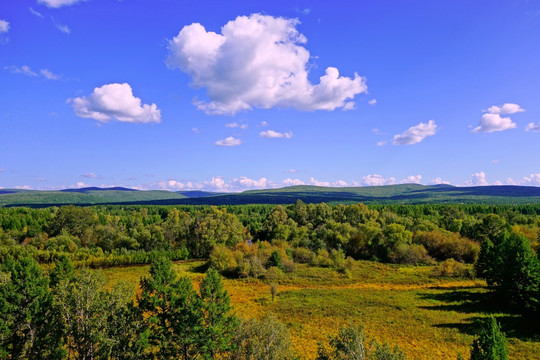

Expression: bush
xmin=282 ymin=258 xmax=297 ymax=273
xmin=209 ymin=245 xmax=237 ymax=273
xmin=390 ymin=244 xmax=434 ymax=265
xmin=434 ymin=259 xmax=474 ymax=278
xmin=292 ymin=247 xmax=315 ymax=264
xmin=238 ymin=255 xmax=266 ymax=278
xmin=265 ymin=266 xmax=283 ymax=281
xmin=314 ymin=249 xmax=333 ymax=267
xmin=415 ymin=230 xmax=479 ymax=263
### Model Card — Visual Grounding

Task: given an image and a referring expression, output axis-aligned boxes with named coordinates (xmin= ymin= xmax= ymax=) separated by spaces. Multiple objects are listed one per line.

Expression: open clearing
xmin=101 ymin=260 xmax=540 ymax=360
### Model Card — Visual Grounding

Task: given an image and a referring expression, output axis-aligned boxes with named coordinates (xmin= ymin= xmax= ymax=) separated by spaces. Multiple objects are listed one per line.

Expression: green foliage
xmin=199 ymin=268 xmax=238 ymax=359
xmin=316 ymin=323 xmax=407 ymax=360
xmin=268 ymin=250 xmax=284 ymax=269
xmin=49 ymin=254 xmax=74 ymax=288
xmin=470 ymin=317 xmax=508 ymax=360
xmin=231 ymin=313 xmax=296 ymax=360
xmin=0 ymin=257 xmax=64 ymax=359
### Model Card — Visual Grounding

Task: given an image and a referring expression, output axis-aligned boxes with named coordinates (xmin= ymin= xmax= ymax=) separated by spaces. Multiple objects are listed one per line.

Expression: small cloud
xmin=472 ymin=113 xmax=516 ymax=133
xmin=466 ymin=172 xmax=489 ymax=186
xmin=492 ymin=159 xmax=500 ymax=163
xmin=75 ymin=181 xmax=88 ymax=188
xmin=192 ymin=127 xmax=201 ymax=134
xmin=393 ymin=120 xmax=437 ymax=145
xmin=295 ymin=7 xmax=311 ymax=15
xmin=360 ymin=174 xmax=396 ymax=186
xmin=30 ymin=7 xmax=44 ymax=18
xmin=376 ymin=140 xmax=387 ymax=146
xmin=525 ymin=122 xmax=540 ymax=132
xmin=430 ymin=177 xmax=450 ymax=185
xmin=225 ymin=122 xmax=248 ymax=129
xmin=215 ymin=136 xmax=241 ymax=147
xmin=40 ymin=69 xmax=61 ymax=80
xmin=368 ymin=99 xmax=377 ymax=106
xmin=260 ymin=121 xmax=268 ymax=127
xmin=260 ymin=130 xmax=293 ymax=139
xmin=15 ymin=185 xmax=32 ymax=190
xmin=71 ymin=83 xmax=161 ymax=124
xmin=342 ymin=102 xmax=356 ymax=111
xmin=484 ymin=103 xmax=524 ymax=115
xmin=309 ymin=177 xmax=330 ymax=187
xmin=282 ymin=178 xmax=305 ymax=186
xmin=5 ymin=65 xmax=38 ymax=77
xmin=51 ymin=17 xmax=71 ymax=34
xmin=0 ymin=19 xmax=10 ymax=33
xmin=401 ymin=175 xmax=422 ymax=184
xmin=38 ymin=0 xmax=87 ymax=8
xmin=82 ymin=172 xmax=98 ymax=178
xmin=36 ymin=178 xmax=47 ymax=182
xmin=522 ymin=173 xmax=540 ymax=186
xmin=287 ymin=169 xmax=298 ymax=173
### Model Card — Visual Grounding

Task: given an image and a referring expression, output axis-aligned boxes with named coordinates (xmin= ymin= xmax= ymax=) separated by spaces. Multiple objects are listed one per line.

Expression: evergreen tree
xmin=0 ymin=257 xmax=64 ymax=359
xmin=199 ymin=268 xmax=238 ymax=359
xmin=470 ymin=317 xmax=508 ymax=360
xmin=268 ymin=250 xmax=284 ymax=269
xmin=49 ymin=253 xmax=74 ymax=288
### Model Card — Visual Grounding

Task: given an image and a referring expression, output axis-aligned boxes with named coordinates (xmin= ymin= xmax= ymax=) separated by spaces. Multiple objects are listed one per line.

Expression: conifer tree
xmin=0 ymin=257 xmax=64 ymax=359
xmin=199 ymin=268 xmax=238 ymax=359
xmin=49 ymin=253 xmax=74 ymax=288
xmin=470 ymin=317 xmax=508 ymax=360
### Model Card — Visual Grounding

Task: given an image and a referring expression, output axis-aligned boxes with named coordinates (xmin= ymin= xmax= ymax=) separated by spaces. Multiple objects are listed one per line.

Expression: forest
xmin=1 ymin=202 xmax=539 ymax=359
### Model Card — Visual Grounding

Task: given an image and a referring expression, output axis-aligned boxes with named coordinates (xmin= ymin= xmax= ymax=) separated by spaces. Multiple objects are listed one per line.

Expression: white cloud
xmin=30 ymin=8 xmax=44 ymax=18
xmin=467 ymin=172 xmax=489 ymax=186
xmin=360 ymin=174 xmax=396 ymax=186
xmin=225 ymin=122 xmax=248 ymax=129
xmin=5 ymin=65 xmax=38 ymax=77
xmin=430 ymin=177 xmax=450 ymax=185
xmin=192 ymin=127 xmax=201 ymax=134
xmin=309 ymin=177 xmax=330 ymax=186
xmin=75 ymin=182 xmax=89 ymax=188
xmin=376 ymin=140 xmax=387 ymax=146
xmin=82 ymin=172 xmax=98 ymax=178
xmin=40 ymin=69 xmax=61 ymax=80
xmin=282 ymin=178 xmax=304 ymax=186
xmin=472 ymin=113 xmax=516 ymax=133
xmin=333 ymin=180 xmax=349 ymax=187
xmin=51 ymin=17 xmax=71 ymax=34
xmin=342 ymin=102 xmax=356 ymax=111
xmin=71 ymin=83 xmax=161 ymax=124
xmin=402 ymin=175 xmax=422 ymax=184
xmin=485 ymin=103 xmax=524 ymax=115
xmin=393 ymin=120 xmax=437 ymax=145
xmin=38 ymin=0 xmax=86 ymax=8
xmin=260 ymin=130 xmax=293 ymax=139
xmin=260 ymin=121 xmax=268 ymax=127
xmin=525 ymin=122 xmax=540 ymax=132
xmin=0 ymin=19 xmax=9 ymax=33
xmin=166 ymin=14 xmax=367 ymax=115
xmin=368 ymin=99 xmax=377 ymax=106
xmin=492 ymin=159 xmax=500 ymax=163
xmin=287 ymin=169 xmax=298 ymax=173
xmin=215 ymin=136 xmax=241 ymax=147
xmin=15 ymin=185 xmax=32 ymax=190
xmin=522 ymin=173 xmax=540 ymax=186
xmin=231 ymin=176 xmax=270 ymax=189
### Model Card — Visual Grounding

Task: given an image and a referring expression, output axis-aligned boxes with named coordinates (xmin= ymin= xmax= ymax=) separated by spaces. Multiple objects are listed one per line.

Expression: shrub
xmin=265 ymin=266 xmax=283 ymax=281
xmin=267 ymin=250 xmax=283 ymax=270
xmin=390 ymin=244 xmax=434 ymax=265
xmin=282 ymin=258 xmax=297 ymax=273
xmin=415 ymin=230 xmax=479 ymax=263
xmin=292 ymin=247 xmax=315 ymax=264
xmin=434 ymin=259 xmax=474 ymax=278
xmin=238 ymin=255 xmax=266 ymax=278
xmin=209 ymin=245 xmax=237 ymax=273
xmin=314 ymin=249 xmax=333 ymax=267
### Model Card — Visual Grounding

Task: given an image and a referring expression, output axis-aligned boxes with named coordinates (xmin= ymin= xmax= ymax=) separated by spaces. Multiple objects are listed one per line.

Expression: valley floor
xmin=101 ymin=260 xmax=540 ymax=360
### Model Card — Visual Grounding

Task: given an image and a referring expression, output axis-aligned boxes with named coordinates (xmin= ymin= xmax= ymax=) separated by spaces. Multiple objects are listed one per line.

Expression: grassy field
xmin=101 ymin=260 xmax=540 ymax=360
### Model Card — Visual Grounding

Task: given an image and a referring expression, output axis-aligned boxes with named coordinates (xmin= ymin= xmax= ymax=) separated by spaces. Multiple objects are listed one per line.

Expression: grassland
xmin=100 ymin=260 xmax=540 ymax=360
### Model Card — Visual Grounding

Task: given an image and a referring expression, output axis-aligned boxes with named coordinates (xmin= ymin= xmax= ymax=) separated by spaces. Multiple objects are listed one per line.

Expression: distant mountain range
xmin=2 ymin=184 xmax=540 ymax=207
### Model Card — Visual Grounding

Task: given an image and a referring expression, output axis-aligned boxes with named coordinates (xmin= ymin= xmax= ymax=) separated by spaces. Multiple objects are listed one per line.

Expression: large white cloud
xmin=260 ymin=130 xmax=293 ymax=139
xmin=522 ymin=173 xmax=540 ymax=186
xmin=485 ymin=103 xmax=524 ymax=115
xmin=472 ymin=113 xmax=516 ymax=133
xmin=467 ymin=172 xmax=489 ymax=186
xmin=166 ymin=14 xmax=367 ymax=115
xmin=71 ymin=83 xmax=161 ymax=123
xmin=473 ymin=103 xmax=523 ymax=133
xmin=38 ymin=0 xmax=86 ymax=8
xmin=393 ymin=120 xmax=437 ymax=145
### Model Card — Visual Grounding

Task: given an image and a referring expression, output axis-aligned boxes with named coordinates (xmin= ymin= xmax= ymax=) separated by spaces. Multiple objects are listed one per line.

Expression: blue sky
xmin=1 ymin=0 xmax=540 ymax=191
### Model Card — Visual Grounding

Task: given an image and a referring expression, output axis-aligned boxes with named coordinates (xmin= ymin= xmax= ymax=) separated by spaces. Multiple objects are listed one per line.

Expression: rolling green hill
xmin=2 ymin=184 xmax=540 ymax=207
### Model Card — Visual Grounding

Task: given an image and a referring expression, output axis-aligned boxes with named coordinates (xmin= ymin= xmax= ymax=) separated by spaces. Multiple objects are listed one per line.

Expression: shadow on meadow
xmin=418 ymin=289 xmax=540 ymax=341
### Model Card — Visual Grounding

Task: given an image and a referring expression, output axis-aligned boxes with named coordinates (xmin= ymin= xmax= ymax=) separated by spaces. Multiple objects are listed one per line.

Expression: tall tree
xmin=0 ymin=257 xmax=64 ymax=359
xmin=470 ymin=317 xmax=508 ymax=360
xmin=199 ymin=268 xmax=238 ymax=359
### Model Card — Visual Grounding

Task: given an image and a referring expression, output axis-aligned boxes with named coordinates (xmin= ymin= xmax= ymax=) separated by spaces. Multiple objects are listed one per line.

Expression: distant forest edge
xmin=2 ymin=184 xmax=540 ymax=207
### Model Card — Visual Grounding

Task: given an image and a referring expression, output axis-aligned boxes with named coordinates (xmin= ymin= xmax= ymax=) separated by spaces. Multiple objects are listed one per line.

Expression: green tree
xmin=231 ymin=313 xmax=296 ymax=360
xmin=470 ymin=317 xmax=508 ymax=360
xmin=268 ymin=250 xmax=284 ymax=269
xmin=49 ymin=253 xmax=74 ymax=288
xmin=199 ymin=268 xmax=238 ymax=359
xmin=0 ymin=257 xmax=64 ymax=359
